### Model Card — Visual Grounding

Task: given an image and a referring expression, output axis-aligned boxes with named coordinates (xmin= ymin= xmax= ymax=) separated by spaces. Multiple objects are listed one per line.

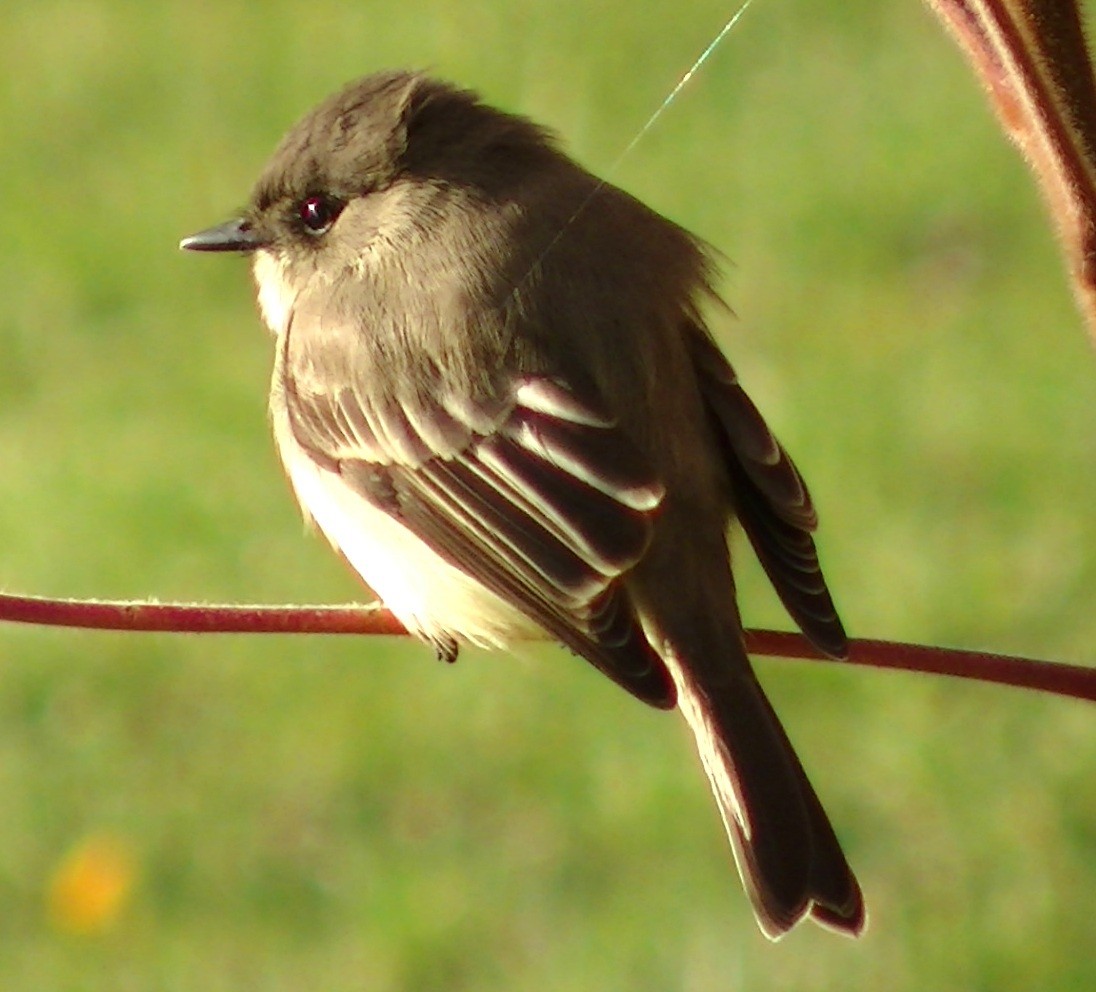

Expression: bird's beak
xmin=180 ymin=217 xmax=267 ymax=253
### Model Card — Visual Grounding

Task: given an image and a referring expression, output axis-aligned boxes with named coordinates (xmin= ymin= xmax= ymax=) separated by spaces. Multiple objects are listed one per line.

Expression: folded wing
xmin=283 ymin=363 xmax=676 ymax=706
xmin=688 ymin=329 xmax=848 ymax=658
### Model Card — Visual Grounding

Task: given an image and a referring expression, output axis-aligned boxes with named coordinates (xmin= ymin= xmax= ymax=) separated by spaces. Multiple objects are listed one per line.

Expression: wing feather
xmin=689 ymin=329 xmax=847 ymax=657
xmin=288 ymin=362 xmax=675 ymax=706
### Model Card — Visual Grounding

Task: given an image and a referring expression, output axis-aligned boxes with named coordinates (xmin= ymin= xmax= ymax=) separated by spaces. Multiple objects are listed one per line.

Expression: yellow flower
xmin=47 ymin=834 xmax=136 ymax=935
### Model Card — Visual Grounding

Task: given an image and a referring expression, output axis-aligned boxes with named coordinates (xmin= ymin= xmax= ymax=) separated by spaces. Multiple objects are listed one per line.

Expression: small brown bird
xmin=182 ymin=70 xmax=864 ymax=939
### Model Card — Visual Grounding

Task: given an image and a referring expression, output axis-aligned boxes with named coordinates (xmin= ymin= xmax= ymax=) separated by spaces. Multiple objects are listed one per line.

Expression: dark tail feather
xmin=662 ymin=643 xmax=865 ymax=939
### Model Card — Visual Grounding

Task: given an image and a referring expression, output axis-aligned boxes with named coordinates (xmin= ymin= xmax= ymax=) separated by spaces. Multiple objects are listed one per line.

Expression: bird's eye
xmin=298 ymin=195 xmax=343 ymax=235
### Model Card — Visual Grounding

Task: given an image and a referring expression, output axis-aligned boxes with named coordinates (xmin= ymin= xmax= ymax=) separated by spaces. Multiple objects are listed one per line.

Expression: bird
xmin=181 ymin=69 xmax=865 ymax=939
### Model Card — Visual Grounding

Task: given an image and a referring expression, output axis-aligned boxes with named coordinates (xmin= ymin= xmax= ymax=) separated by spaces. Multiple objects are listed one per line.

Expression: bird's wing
xmin=688 ymin=329 xmax=848 ymax=658
xmin=281 ymin=343 xmax=676 ymax=707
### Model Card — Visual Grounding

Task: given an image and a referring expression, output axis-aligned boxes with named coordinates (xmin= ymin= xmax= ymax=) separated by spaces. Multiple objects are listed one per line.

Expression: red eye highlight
xmin=298 ymin=195 xmax=342 ymax=235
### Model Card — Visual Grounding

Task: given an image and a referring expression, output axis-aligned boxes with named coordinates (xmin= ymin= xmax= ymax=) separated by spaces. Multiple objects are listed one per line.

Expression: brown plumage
xmin=182 ymin=70 xmax=865 ymax=938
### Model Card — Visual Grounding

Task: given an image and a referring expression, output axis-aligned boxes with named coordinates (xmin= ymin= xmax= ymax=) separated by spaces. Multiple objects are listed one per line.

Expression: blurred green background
xmin=0 ymin=1 xmax=1093 ymax=989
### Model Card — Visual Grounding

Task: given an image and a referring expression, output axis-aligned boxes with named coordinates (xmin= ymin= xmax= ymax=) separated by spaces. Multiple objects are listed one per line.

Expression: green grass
xmin=0 ymin=1 xmax=1093 ymax=989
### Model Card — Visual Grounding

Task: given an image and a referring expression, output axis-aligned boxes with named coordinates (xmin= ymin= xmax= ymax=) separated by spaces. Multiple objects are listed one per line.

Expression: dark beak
xmin=180 ymin=217 xmax=267 ymax=253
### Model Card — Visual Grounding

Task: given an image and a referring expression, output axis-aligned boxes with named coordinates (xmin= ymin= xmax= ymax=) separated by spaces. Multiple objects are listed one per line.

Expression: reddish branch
xmin=1 ymin=592 xmax=1091 ymax=703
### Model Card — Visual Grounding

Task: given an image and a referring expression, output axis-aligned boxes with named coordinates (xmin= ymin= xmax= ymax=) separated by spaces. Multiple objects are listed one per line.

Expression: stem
xmin=2 ymin=592 xmax=1091 ymax=703
xmin=745 ymin=629 xmax=1094 ymax=702
xmin=925 ymin=0 xmax=1096 ymax=341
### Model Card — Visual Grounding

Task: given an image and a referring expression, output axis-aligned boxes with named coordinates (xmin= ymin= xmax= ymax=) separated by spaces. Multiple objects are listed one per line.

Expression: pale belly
xmin=279 ymin=436 xmax=536 ymax=650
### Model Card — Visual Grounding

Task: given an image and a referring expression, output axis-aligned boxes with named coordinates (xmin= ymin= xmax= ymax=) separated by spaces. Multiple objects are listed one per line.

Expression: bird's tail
xmin=661 ymin=637 xmax=865 ymax=939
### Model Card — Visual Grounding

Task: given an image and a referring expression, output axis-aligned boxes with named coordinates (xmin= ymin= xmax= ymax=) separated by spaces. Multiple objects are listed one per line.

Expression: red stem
xmin=2 ymin=592 xmax=1091 ymax=703
xmin=926 ymin=0 xmax=1096 ymax=340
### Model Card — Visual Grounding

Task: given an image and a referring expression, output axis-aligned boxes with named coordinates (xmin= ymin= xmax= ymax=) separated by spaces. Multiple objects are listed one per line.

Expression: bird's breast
xmin=252 ymin=250 xmax=296 ymax=336
xmin=273 ymin=415 xmax=535 ymax=650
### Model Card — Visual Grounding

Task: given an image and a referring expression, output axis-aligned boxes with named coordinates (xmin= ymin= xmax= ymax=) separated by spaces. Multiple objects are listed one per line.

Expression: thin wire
xmin=518 ymin=0 xmax=756 ymax=282
xmin=607 ymin=0 xmax=755 ymax=175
